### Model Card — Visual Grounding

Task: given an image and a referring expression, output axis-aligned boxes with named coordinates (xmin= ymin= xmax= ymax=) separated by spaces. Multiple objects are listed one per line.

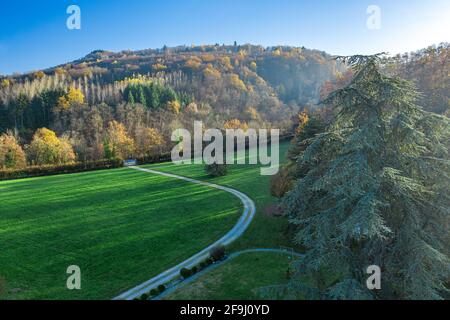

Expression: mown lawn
xmin=144 ymin=141 xmax=292 ymax=251
xmin=143 ymin=142 xmax=299 ymax=300
xmin=0 ymin=141 xmax=293 ymax=300
xmin=166 ymin=252 xmax=293 ymax=300
xmin=0 ymin=168 xmax=241 ymax=299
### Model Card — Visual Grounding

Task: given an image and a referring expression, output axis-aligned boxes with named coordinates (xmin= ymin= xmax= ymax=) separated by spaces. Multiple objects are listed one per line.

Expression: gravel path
xmin=113 ymin=166 xmax=256 ymax=300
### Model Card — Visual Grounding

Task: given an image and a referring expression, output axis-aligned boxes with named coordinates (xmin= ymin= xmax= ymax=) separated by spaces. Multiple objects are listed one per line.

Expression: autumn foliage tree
xmin=57 ymin=87 xmax=85 ymax=110
xmin=223 ymin=119 xmax=249 ymax=131
xmin=27 ymin=128 xmax=76 ymax=165
xmin=0 ymin=131 xmax=26 ymax=169
xmin=135 ymin=127 xmax=163 ymax=157
xmin=104 ymin=121 xmax=135 ymax=160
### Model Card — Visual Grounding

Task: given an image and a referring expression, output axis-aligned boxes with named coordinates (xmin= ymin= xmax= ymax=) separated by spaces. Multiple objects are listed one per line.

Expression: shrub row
xmin=179 ymin=245 xmax=226 ymax=280
xmin=137 ymin=245 xmax=227 ymax=300
xmin=0 ymin=158 xmax=123 ymax=181
xmin=135 ymin=153 xmax=172 ymax=165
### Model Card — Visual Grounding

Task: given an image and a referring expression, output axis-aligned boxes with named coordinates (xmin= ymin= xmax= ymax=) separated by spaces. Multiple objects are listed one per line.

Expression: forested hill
xmin=9 ymin=44 xmax=342 ymax=106
xmin=0 ymin=44 xmax=342 ymax=144
xmin=0 ymin=43 xmax=448 ymax=167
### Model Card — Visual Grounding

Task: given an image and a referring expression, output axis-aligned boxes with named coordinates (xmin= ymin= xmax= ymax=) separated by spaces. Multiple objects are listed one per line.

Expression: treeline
xmin=0 ymin=44 xmax=342 ymax=135
xmin=383 ymin=43 xmax=449 ymax=115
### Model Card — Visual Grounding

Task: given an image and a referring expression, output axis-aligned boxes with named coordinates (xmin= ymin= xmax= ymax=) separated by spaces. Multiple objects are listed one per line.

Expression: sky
xmin=1 ymin=0 xmax=449 ymax=75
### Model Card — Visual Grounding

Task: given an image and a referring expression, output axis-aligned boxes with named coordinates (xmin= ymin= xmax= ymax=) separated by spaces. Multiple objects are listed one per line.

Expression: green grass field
xmin=144 ymin=142 xmax=292 ymax=251
xmin=0 ymin=141 xmax=292 ymax=300
xmin=0 ymin=168 xmax=241 ymax=299
xmin=143 ymin=142 xmax=297 ymax=299
xmin=166 ymin=252 xmax=293 ymax=300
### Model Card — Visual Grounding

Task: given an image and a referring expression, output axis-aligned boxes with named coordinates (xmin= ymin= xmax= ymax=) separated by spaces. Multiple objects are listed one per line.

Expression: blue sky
xmin=1 ymin=0 xmax=449 ymax=75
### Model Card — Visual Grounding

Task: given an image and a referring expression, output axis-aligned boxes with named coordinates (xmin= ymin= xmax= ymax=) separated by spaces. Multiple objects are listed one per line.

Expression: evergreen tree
xmin=138 ymin=86 xmax=147 ymax=108
xmin=278 ymin=54 xmax=449 ymax=300
xmin=127 ymin=91 xmax=135 ymax=106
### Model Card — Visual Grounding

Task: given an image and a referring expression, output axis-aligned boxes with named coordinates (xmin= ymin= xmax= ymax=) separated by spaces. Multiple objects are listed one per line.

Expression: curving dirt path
xmin=113 ymin=166 xmax=256 ymax=300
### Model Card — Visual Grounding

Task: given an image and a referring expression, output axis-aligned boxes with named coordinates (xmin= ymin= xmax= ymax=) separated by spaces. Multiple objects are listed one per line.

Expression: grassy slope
xmin=167 ymin=252 xmax=292 ymax=300
xmin=0 ymin=168 xmax=241 ymax=299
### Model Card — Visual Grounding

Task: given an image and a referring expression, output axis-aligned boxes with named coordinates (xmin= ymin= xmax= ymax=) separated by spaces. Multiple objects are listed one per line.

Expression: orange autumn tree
xmin=0 ymin=132 xmax=26 ymax=169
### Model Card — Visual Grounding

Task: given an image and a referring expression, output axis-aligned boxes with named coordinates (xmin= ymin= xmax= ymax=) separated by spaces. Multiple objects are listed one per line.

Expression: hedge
xmin=0 ymin=158 xmax=123 ymax=181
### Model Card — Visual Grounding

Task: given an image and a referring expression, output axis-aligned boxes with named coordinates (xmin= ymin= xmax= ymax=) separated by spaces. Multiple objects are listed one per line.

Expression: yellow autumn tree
xmin=57 ymin=87 xmax=85 ymax=109
xmin=203 ymin=64 xmax=221 ymax=80
xmin=104 ymin=121 xmax=135 ymax=160
xmin=54 ymin=67 xmax=66 ymax=75
xmin=295 ymin=110 xmax=310 ymax=135
xmin=184 ymin=57 xmax=202 ymax=70
xmin=1 ymin=79 xmax=10 ymax=88
xmin=201 ymin=54 xmax=215 ymax=62
xmin=273 ymin=48 xmax=282 ymax=56
xmin=166 ymin=100 xmax=181 ymax=114
xmin=223 ymin=119 xmax=249 ymax=131
xmin=220 ymin=56 xmax=233 ymax=71
xmin=28 ymin=128 xmax=76 ymax=165
xmin=152 ymin=63 xmax=167 ymax=71
xmin=136 ymin=128 xmax=164 ymax=157
xmin=230 ymin=74 xmax=247 ymax=91
xmin=0 ymin=132 xmax=26 ymax=169
xmin=34 ymin=71 xmax=45 ymax=79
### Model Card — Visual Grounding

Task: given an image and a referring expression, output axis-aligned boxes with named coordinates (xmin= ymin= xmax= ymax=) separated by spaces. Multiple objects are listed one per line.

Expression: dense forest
xmin=0 ymin=43 xmax=448 ymax=170
xmin=0 ymin=44 xmax=343 ymax=168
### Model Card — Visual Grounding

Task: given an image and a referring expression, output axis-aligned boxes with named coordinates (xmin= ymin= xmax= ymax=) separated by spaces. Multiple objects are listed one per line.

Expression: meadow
xmin=144 ymin=142 xmax=296 ymax=299
xmin=0 ymin=142 xmax=292 ymax=300
xmin=0 ymin=168 xmax=241 ymax=299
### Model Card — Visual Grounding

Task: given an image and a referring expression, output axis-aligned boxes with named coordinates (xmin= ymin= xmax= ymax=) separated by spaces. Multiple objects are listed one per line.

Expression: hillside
xmin=0 ymin=43 xmax=448 ymax=168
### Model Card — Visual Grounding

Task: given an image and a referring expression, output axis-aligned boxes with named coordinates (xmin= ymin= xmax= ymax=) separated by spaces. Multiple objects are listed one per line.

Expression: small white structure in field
xmin=123 ymin=159 xmax=137 ymax=167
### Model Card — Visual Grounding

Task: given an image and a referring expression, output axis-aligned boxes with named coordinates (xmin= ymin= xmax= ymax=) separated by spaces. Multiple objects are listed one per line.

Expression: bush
xmin=200 ymin=262 xmax=207 ymax=269
xmin=205 ymin=163 xmax=228 ymax=177
xmin=149 ymin=289 xmax=158 ymax=296
xmin=180 ymin=267 xmax=192 ymax=279
xmin=209 ymin=245 xmax=226 ymax=261
xmin=140 ymin=293 xmax=149 ymax=300
xmin=157 ymin=285 xmax=166 ymax=293
xmin=270 ymin=165 xmax=294 ymax=198
xmin=191 ymin=266 xmax=198 ymax=274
